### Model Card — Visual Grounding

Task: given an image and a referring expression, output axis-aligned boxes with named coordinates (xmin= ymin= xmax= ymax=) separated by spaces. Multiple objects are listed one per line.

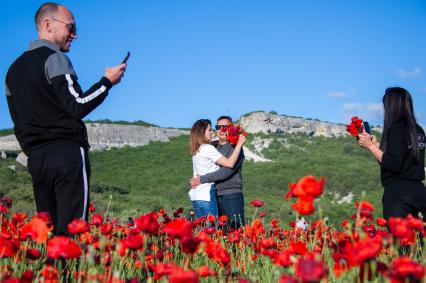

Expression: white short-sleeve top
xmin=189 ymin=144 xmax=223 ymax=201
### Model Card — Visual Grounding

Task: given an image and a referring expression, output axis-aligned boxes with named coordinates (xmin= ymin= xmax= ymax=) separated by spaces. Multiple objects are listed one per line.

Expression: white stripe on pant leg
xmin=80 ymin=147 xmax=89 ymax=220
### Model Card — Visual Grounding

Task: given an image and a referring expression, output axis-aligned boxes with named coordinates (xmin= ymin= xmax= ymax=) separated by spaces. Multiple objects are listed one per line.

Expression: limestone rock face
xmin=0 ymin=123 xmax=189 ymax=153
xmin=86 ymin=123 xmax=189 ymax=151
xmin=0 ymin=135 xmax=20 ymax=151
xmin=239 ymin=112 xmax=347 ymax=137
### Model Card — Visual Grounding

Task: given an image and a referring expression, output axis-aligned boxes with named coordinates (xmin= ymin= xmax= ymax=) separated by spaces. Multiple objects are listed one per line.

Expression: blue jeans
xmin=218 ymin=192 xmax=245 ymax=230
xmin=191 ymin=185 xmax=218 ymax=219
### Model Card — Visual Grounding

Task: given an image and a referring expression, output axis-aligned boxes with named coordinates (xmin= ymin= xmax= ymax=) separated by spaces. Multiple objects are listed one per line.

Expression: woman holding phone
xmin=189 ymin=119 xmax=246 ymax=219
xmin=358 ymin=87 xmax=426 ymax=221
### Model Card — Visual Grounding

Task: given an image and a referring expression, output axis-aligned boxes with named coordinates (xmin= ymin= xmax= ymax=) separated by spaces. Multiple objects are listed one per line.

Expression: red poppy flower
xmin=12 ymin=212 xmax=27 ymax=225
xmin=123 ymin=231 xmax=144 ymax=250
xmin=0 ymin=196 xmax=13 ymax=208
xmin=279 ymin=275 xmax=298 ymax=283
xmin=148 ymin=262 xmax=175 ymax=280
xmin=91 ymin=214 xmax=103 ymax=226
xmin=346 ymin=116 xmax=364 ymax=138
xmin=273 ymin=251 xmax=292 ymax=267
xmin=173 ymin=207 xmax=184 ymax=218
xmin=250 ymin=199 xmax=264 ymax=207
xmin=68 ymin=218 xmax=90 ymax=235
xmin=270 ymin=219 xmax=279 ymax=229
xmin=135 ymin=211 xmax=160 ymax=235
xmin=204 ymin=242 xmax=231 ymax=267
xmin=100 ymin=223 xmax=113 ymax=235
xmin=291 ymin=196 xmax=315 ymax=215
xmin=260 ymin=237 xmax=276 ymax=249
xmin=20 ymin=270 xmax=34 ymax=283
xmin=197 ymin=265 xmax=217 ymax=277
xmin=288 ymin=241 xmax=308 ymax=255
xmin=207 ymin=214 xmax=216 ymax=224
xmin=20 ymin=217 xmax=52 ymax=243
xmin=40 ymin=265 xmax=58 ymax=282
xmin=181 ymin=236 xmax=202 ymax=254
xmin=406 ymin=214 xmax=424 ymax=233
xmin=163 ymin=218 xmax=193 ymax=239
xmin=89 ymin=202 xmax=96 ymax=212
xmin=47 ymin=236 xmax=81 ymax=259
xmin=35 ymin=211 xmax=52 ymax=224
xmin=79 ymin=232 xmax=94 ymax=245
xmin=286 ymin=176 xmax=325 ymax=199
xmin=376 ymin=217 xmax=387 ymax=227
xmin=350 ymin=238 xmax=382 ymax=265
xmin=226 ymin=123 xmax=247 ymax=145
xmin=218 ymin=215 xmax=228 ymax=226
xmin=26 ymin=248 xmax=41 ymax=260
xmin=0 ymin=205 xmax=8 ymax=214
xmin=388 ymin=257 xmax=424 ymax=283
xmin=355 ymin=201 xmax=374 ymax=219
xmin=0 ymin=238 xmax=19 ymax=258
xmin=169 ymin=268 xmax=200 ymax=283
xmin=388 ymin=217 xmax=414 ymax=240
xmin=295 ymin=253 xmax=327 ymax=282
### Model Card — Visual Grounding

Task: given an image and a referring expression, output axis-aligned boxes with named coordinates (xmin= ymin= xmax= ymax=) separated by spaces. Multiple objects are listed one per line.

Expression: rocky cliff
xmin=0 ymin=123 xmax=189 ymax=152
xmin=239 ymin=112 xmax=347 ymax=137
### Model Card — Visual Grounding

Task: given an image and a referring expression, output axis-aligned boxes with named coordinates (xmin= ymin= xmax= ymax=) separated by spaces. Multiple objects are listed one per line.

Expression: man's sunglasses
xmin=215 ymin=125 xmax=228 ymax=131
xmin=51 ymin=18 xmax=77 ymax=35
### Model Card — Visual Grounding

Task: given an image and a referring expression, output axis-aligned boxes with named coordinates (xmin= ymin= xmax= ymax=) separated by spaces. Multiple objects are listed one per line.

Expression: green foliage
xmin=0 ymin=128 xmax=14 ymax=137
xmin=0 ymin=153 xmax=35 ymax=214
xmin=84 ymin=119 xmax=158 ymax=127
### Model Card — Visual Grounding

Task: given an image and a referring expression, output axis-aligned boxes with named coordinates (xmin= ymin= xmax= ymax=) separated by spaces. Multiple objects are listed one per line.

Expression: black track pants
xmin=382 ymin=180 xmax=426 ymax=220
xmin=28 ymin=140 xmax=90 ymax=236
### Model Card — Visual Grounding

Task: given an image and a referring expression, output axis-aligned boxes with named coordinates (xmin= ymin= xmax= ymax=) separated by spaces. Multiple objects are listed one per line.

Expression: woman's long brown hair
xmin=189 ymin=119 xmax=211 ymax=155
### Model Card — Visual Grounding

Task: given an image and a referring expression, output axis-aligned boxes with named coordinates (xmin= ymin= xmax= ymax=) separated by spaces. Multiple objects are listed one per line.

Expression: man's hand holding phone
xmin=104 ymin=52 xmax=130 ymax=85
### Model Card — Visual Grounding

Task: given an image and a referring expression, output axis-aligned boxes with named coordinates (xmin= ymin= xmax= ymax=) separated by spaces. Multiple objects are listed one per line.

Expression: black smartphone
xmin=363 ymin=121 xmax=371 ymax=134
xmin=122 ymin=51 xmax=130 ymax=64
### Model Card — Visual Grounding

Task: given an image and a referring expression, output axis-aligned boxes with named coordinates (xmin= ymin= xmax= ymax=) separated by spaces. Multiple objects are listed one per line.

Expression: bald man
xmin=5 ymin=2 xmax=126 ymax=235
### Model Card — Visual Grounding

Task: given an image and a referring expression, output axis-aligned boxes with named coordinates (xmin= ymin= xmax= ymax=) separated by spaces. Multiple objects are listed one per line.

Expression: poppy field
xmin=0 ymin=176 xmax=425 ymax=282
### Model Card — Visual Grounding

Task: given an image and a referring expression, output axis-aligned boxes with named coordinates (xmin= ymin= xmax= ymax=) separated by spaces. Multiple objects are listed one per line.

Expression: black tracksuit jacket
xmin=5 ymin=39 xmax=112 ymax=155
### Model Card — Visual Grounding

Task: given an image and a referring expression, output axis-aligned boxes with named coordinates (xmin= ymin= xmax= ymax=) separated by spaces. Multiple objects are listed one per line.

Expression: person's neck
xmin=219 ymin=140 xmax=227 ymax=145
xmin=38 ymin=33 xmax=51 ymax=42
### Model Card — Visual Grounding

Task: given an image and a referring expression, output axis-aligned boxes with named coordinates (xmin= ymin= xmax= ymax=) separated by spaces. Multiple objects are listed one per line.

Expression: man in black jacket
xmin=190 ymin=116 xmax=245 ymax=230
xmin=5 ymin=2 xmax=126 ymax=235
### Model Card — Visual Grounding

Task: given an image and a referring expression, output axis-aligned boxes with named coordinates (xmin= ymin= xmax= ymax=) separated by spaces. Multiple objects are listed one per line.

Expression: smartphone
xmin=363 ymin=121 xmax=371 ymax=134
xmin=122 ymin=51 xmax=130 ymax=64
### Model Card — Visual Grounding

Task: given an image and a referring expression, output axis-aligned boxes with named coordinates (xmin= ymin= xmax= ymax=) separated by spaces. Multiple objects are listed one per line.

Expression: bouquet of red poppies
xmin=222 ymin=123 xmax=248 ymax=145
xmin=346 ymin=116 xmax=364 ymax=139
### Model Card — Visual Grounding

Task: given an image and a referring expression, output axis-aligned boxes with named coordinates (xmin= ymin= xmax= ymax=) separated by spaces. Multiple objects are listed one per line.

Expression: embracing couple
xmin=188 ymin=116 xmax=246 ymax=230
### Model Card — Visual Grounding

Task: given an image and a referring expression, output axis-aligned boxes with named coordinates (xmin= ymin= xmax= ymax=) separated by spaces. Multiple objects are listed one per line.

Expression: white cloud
xmin=396 ymin=67 xmax=422 ymax=78
xmin=341 ymin=103 xmax=383 ymax=124
xmin=326 ymin=91 xmax=347 ymax=99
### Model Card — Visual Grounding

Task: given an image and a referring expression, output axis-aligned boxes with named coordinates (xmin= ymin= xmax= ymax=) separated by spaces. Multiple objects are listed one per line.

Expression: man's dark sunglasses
xmin=215 ymin=125 xmax=228 ymax=131
xmin=51 ymin=18 xmax=77 ymax=35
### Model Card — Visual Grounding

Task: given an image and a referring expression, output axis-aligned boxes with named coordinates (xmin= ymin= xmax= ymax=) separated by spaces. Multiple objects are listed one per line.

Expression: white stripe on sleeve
xmin=65 ymin=74 xmax=107 ymax=104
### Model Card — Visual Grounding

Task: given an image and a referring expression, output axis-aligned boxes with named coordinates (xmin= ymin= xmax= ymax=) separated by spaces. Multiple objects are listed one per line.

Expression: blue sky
xmin=1 ymin=0 xmax=425 ymax=129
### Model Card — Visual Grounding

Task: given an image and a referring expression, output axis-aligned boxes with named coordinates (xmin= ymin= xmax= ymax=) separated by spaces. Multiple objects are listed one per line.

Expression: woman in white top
xmin=189 ymin=119 xmax=246 ymax=219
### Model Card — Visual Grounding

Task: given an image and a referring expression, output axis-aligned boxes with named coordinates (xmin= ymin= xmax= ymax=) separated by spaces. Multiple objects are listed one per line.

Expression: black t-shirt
xmin=380 ymin=123 xmax=425 ymax=186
